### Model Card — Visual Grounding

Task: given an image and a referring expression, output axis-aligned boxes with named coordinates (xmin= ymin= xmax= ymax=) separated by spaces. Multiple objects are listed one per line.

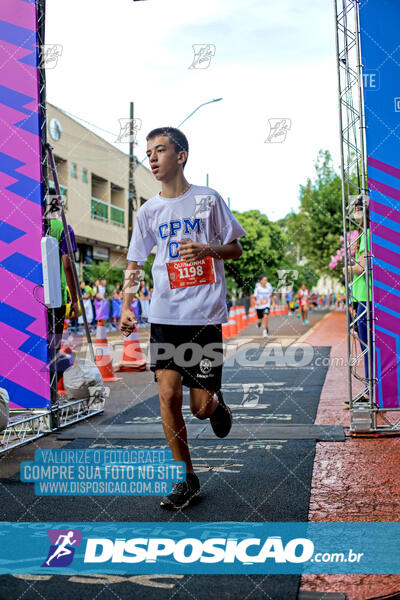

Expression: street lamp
xmin=177 ymin=97 xmax=223 ymax=128
xmin=136 ymin=98 xmax=223 ymax=167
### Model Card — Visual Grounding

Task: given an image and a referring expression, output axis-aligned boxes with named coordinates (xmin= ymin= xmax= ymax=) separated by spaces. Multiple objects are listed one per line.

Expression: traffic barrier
xmin=94 ymin=319 xmax=121 ymax=382
xmin=116 ymin=328 xmax=146 ymax=372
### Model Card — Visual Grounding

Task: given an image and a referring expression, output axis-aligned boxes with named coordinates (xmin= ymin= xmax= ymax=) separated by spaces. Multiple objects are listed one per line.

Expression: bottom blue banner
xmin=0 ymin=522 xmax=398 ymax=574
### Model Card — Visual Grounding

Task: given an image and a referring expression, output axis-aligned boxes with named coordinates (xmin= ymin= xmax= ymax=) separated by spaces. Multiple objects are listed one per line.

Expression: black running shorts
xmin=256 ymin=307 xmax=270 ymax=319
xmin=150 ymin=323 xmax=223 ymax=390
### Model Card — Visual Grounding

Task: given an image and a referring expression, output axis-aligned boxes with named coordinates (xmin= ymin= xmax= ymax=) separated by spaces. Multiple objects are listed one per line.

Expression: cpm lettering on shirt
xmin=158 ymin=218 xmax=203 ymax=259
xmin=158 ymin=218 xmax=202 ymax=239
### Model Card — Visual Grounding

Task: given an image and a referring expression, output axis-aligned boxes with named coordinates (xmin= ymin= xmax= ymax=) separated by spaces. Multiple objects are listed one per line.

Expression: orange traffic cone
xmin=117 ymin=328 xmax=146 ymax=372
xmin=229 ymin=307 xmax=238 ymax=337
xmin=222 ymin=321 xmax=231 ymax=340
xmin=235 ymin=307 xmax=242 ymax=332
xmin=94 ymin=319 xmax=121 ymax=382
xmin=240 ymin=306 xmax=247 ymax=329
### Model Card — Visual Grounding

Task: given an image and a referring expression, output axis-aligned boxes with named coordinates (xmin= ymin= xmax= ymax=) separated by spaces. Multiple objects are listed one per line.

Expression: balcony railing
xmin=110 ymin=205 xmax=125 ymax=227
xmin=91 ymin=197 xmax=108 ymax=221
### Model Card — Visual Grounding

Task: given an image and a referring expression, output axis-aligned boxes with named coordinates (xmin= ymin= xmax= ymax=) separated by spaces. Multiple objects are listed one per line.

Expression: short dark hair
xmin=146 ymin=127 xmax=189 ymax=169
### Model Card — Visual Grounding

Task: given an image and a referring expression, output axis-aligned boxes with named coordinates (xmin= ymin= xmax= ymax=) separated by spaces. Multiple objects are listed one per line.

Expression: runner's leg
xmin=156 ymin=369 xmax=194 ymax=473
xmin=189 ymin=388 xmax=218 ymax=420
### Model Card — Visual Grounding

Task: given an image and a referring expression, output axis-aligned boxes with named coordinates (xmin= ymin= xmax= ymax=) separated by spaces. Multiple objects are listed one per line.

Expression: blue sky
xmin=46 ymin=0 xmax=340 ymax=220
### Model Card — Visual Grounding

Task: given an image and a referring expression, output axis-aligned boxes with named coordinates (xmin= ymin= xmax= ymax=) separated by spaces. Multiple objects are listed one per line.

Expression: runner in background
xmin=254 ymin=275 xmax=273 ymax=337
xmin=311 ymin=291 xmax=318 ymax=310
xmin=120 ymin=126 xmax=246 ymax=510
xmin=298 ymin=283 xmax=309 ymax=325
xmin=285 ymin=287 xmax=293 ymax=314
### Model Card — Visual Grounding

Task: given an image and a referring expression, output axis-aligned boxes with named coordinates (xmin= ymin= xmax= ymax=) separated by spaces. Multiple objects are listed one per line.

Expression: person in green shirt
xmin=343 ymin=203 xmax=373 ymax=405
xmin=47 ymin=188 xmax=79 ymax=368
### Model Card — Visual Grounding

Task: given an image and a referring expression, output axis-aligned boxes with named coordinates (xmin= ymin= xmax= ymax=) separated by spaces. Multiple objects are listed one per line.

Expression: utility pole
xmin=128 ymin=101 xmax=137 ymax=247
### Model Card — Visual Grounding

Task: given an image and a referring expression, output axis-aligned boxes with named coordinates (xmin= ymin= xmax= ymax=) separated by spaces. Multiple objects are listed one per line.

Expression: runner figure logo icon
xmin=199 ymin=358 xmax=212 ymax=375
xmin=42 ymin=529 xmax=82 ymax=567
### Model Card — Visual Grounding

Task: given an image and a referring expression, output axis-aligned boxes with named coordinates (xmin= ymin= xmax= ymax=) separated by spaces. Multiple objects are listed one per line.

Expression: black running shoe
xmin=257 ymin=322 xmax=261 ymax=328
xmin=160 ymin=473 xmax=200 ymax=510
xmin=210 ymin=390 xmax=232 ymax=438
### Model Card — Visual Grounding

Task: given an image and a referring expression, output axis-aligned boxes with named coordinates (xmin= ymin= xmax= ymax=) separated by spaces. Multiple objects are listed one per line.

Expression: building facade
xmin=46 ymin=103 xmax=160 ymax=273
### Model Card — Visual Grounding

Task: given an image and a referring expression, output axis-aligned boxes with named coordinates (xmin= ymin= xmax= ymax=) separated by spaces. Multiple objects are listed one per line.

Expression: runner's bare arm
xmin=178 ymin=239 xmax=242 ymax=262
xmin=120 ymin=260 xmax=142 ymax=336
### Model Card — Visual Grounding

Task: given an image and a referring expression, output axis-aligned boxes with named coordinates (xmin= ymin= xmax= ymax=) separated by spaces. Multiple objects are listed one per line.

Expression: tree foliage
xmin=224 ymin=209 xmax=290 ymax=295
xmin=283 ymin=150 xmax=343 ymax=276
xmin=82 ymin=261 xmax=124 ymax=287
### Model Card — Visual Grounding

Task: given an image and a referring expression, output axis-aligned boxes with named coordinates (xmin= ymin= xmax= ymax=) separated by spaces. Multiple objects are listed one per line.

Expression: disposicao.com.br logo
xmin=37 ymin=528 xmax=365 ymax=573
xmin=83 ymin=536 xmax=314 ymax=564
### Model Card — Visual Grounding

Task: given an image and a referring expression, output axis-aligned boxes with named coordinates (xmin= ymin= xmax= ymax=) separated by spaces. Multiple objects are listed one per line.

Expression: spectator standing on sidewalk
xmin=111 ymin=282 xmax=123 ymax=328
xmin=343 ymin=201 xmax=372 ymax=406
xmin=78 ymin=281 xmax=94 ymax=331
xmin=139 ymin=280 xmax=150 ymax=323
xmin=47 ymin=187 xmax=79 ymax=374
xmin=95 ymin=278 xmax=110 ymax=327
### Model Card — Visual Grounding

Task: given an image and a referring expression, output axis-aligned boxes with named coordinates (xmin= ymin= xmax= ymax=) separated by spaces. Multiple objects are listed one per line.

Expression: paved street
xmin=1 ymin=308 xmax=398 ymax=599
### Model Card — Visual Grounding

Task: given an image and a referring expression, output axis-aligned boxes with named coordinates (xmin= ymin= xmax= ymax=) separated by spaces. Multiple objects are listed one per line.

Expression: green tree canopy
xmin=225 ymin=209 xmax=290 ymax=295
xmin=285 ymin=150 xmax=343 ymax=276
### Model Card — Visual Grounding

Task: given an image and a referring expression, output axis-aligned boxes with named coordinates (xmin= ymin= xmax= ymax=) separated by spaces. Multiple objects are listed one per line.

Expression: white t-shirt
xmin=127 ymin=184 xmax=246 ymax=325
xmin=254 ymin=283 xmax=273 ymax=309
xmin=298 ymin=288 xmax=309 ymax=306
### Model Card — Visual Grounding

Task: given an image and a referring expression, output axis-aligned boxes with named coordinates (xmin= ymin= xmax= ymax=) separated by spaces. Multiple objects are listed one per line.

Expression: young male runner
xmin=254 ymin=275 xmax=273 ymax=337
xmin=120 ymin=127 xmax=246 ymax=509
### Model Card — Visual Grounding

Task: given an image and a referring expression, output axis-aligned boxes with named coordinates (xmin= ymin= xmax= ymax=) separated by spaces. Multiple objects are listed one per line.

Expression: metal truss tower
xmin=335 ymin=0 xmax=400 ymax=434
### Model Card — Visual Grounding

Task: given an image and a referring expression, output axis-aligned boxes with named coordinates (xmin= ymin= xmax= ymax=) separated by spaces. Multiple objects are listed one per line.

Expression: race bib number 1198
xmin=166 ymin=257 xmax=216 ymax=289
